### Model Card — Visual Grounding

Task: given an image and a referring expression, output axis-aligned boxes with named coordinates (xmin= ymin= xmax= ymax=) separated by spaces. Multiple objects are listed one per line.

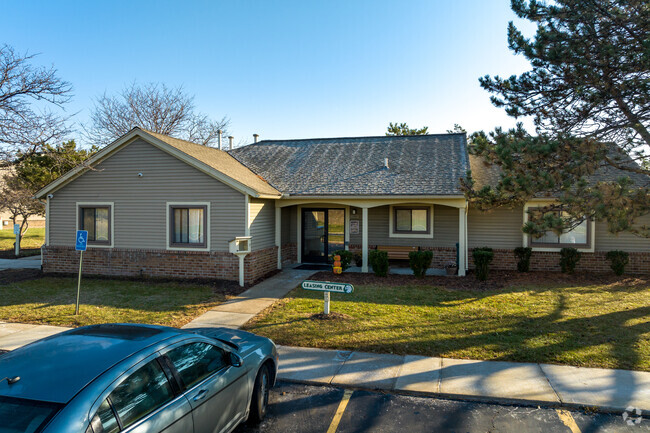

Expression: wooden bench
xmin=376 ymin=245 xmax=419 ymax=260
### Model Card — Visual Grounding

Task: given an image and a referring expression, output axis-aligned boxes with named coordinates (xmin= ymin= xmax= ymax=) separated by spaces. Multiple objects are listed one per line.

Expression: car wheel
xmin=248 ymin=364 xmax=270 ymax=424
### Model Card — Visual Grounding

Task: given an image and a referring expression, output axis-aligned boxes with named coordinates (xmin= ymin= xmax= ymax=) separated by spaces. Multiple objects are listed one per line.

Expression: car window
xmin=166 ymin=342 xmax=228 ymax=389
xmin=88 ymin=399 xmax=119 ymax=433
xmin=0 ymin=396 xmax=62 ymax=433
xmin=108 ymin=359 xmax=174 ymax=429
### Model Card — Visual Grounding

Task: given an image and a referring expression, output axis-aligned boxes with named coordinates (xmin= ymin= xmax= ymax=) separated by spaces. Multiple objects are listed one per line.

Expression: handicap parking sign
xmin=75 ymin=230 xmax=88 ymax=251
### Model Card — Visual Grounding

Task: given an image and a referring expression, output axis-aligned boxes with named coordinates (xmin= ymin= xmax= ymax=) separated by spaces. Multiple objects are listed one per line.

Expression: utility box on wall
xmin=229 ymin=236 xmax=252 ymax=255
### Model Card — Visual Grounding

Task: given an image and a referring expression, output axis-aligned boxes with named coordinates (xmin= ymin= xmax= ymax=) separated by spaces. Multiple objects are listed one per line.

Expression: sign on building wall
xmin=350 ymin=220 xmax=359 ymax=235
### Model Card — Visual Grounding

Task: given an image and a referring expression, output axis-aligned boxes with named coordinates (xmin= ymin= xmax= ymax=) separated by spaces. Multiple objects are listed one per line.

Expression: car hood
xmin=186 ymin=327 xmax=273 ymax=356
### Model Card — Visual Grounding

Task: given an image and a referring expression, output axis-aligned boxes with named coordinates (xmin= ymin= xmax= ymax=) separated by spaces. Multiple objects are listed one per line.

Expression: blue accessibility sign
xmin=75 ymin=230 xmax=88 ymax=251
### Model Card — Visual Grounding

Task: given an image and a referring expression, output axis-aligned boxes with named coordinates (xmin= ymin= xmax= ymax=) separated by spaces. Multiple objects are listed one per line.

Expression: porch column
xmin=458 ymin=206 xmax=467 ymax=276
xmin=362 ymin=207 xmax=369 ymax=273
xmin=275 ymin=206 xmax=282 ymax=269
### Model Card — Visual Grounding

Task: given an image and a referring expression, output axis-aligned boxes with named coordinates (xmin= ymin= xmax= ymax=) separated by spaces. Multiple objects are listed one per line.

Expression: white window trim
xmin=522 ymin=202 xmax=595 ymax=253
xmin=76 ymin=202 xmax=114 ymax=249
xmin=388 ymin=205 xmax=434 ymax=239
xmin=166 ymin=202 xmax=211 ymax=252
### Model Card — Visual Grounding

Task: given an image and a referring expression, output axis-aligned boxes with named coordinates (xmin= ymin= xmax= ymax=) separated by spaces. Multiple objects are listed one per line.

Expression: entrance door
xmin=302 ymin=209 xmax=345 ymax=263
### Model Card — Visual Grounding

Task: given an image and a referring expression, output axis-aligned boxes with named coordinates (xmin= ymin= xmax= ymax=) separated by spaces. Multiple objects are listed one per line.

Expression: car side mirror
xmin=229 ymin=352 xmax=243 ymax=368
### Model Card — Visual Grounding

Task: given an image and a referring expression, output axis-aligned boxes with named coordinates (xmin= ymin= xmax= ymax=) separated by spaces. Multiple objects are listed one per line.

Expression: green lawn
xmin=0 ymin=228 xmax=45 ymax=250
xmin=0 ymin=276 xmax=232 ymax=328
xmin=243 ymin=276 xmax=650 ymax=371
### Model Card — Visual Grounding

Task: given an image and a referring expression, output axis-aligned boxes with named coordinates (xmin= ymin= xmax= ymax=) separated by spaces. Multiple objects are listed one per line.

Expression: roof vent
xmin=253 ymin=133 xmax=259 ymax=143
xmin=217 ymin=130 xmax=223 ymax=150
xmin=228 ymin=136 xmax=234 ymax=150
xmin=384 ymin=158 xmax=389 ymax=169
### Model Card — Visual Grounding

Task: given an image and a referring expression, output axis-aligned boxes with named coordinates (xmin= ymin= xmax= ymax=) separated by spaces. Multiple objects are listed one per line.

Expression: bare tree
xmin=0 ymin=171 xmax=45 ymax=252
xmin=0 ymin=44 xmax=73 ymax=164
xmin=85 ymin=82 xmax=229 ymax=146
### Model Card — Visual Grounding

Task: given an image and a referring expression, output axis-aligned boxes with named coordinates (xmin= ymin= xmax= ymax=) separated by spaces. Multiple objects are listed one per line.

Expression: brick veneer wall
xmin=281 ymin=243 xmax=297 ymax=264
xmin=468 ymin=248 xmax=650 ymax=274
xmin=43 ymin=245 xmax=279 ymax=285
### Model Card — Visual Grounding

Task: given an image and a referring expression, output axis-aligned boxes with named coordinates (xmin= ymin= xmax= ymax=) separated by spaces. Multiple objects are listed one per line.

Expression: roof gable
xmin=35 ymin=128 xmax=281 ymax=199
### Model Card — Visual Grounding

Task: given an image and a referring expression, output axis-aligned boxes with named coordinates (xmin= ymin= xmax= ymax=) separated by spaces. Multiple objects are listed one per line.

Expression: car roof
xmin=0 ymin=324 xmax=186 ymax=404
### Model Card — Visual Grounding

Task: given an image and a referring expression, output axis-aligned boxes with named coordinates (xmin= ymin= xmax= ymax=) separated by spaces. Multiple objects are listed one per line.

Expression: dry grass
xmin=243 ymin=273 xmax=650 ymax=371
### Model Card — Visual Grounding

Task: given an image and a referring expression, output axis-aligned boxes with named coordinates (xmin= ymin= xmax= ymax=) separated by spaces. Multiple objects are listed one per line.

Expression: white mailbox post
xmin=229 ymin=236 xmax=252 ymax=287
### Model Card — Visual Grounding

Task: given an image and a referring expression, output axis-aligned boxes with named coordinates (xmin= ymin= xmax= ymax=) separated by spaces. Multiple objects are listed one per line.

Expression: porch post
xmin=275 ymin=206 xmax=282 ymax=269
xmin=362 ymin=207 xmax=369 ymax=273
xmin=458 ymin=206 xmax=467 ymax=276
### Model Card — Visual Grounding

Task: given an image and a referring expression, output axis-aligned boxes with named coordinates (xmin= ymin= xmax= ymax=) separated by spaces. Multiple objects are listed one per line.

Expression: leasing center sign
xmin=301 ymin=280 xmax=354 ymax=294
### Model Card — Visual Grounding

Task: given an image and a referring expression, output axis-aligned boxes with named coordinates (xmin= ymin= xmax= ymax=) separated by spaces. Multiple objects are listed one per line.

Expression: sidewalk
xmin=276 ymin=345 xmax=650 ymax=414
xmin=0 ymin=255 xmax=42 ymax=270
xmin=0 ymin=321 xmax=70 ymax=351
xmin=182 ymin=267 xmax=316 ymax=329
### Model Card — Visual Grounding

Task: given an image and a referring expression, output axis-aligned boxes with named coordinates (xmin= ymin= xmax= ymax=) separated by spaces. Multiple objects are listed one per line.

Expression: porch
xmin=273 ymin=198 xmax=468 ymax=276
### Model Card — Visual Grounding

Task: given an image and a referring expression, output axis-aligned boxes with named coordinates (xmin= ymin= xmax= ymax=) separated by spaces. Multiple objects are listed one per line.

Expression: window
xmin=165 ymin=342 xmax=228 ymax=389
xmin=169 ymin=205 xmax=207 ymax=248
xmin=89 ymin=399 xmax=119 ymax=433
xmin=0 ymin=396 xmax=62 ymax=433
xmin=79 ymin=206 xmax=111 ymax=245
xmin=107 ymin=359 xmax=174 ymax=429
xmin=527 ymin=209 xmax=591 ymax=248
xmin=393 ymin=207 xmax=430 ymax=234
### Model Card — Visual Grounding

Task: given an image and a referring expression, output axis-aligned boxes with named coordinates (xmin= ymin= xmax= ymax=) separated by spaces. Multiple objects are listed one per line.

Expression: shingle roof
xmin=468 ymin=152 xmax=649 ymax=191
xmin=229 ymin=134 xmax=469 ymax=196
xmin=141 ymin=129 xmax=281 ymax=196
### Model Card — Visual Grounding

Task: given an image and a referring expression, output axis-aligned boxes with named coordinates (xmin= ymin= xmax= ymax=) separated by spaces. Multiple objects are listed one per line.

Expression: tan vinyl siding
xmin=49 ymin=138 xmax=245 ymax=252
xmin=350 ymin=205 xmax=459 ymax=248
xmin=595 ymin=213 xmax=650 ymax=252
xmin=468 ymin=206 xmax=523 ymax=249
xmin=249 ymin=198 xmax=276 ymax=250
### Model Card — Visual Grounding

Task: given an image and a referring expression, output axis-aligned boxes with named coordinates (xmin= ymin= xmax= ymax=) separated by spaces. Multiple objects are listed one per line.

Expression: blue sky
xmin=4 ymin=0 xmax=536 ymax=146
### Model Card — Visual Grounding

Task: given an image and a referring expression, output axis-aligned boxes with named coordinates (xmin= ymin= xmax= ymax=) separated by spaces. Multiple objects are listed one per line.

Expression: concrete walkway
xmin=276 ymin=345 xmax=650 ymax=414
xmin=181 ymin=267 xmax=316 ymax=329
xmin=0 ymin=321 xmax=70 ymax=351
xmin=0 ymin=255 xmax=41 ymax=270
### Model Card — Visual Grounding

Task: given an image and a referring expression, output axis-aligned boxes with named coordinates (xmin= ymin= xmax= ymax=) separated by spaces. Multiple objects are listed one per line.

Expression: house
xmin=35 ymin=128 xmax=650 ymax=285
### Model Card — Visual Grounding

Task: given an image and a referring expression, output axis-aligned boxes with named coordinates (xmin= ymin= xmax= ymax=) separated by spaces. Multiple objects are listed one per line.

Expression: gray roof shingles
xmin=229 ymin=134 xmax=469 ymax=196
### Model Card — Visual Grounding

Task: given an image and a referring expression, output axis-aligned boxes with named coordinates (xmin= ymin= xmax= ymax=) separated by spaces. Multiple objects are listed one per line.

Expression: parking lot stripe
xmin=556 ymin=409 xmax=581 ymax=433
xmin=326 ymin=389 xmax=354 ymax=433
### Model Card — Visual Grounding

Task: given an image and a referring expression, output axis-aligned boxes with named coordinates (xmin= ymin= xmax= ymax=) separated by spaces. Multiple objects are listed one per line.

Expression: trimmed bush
xmin=559 ymin=247 xmax=581 ymax=273
xmin=514 ymin=247 xmax=532 ymax=273
xmin=408 ymin=250 xmax=433 ymax=278
xmin=332 ymin=250 xmax=354 ymax=270
xmin=369 ymin=250 xmax=389 ymax=277
xmin=472 ymin=247 xmax=494 ymax=281
xmin=606 ymin=250 xmax=629 ymax=276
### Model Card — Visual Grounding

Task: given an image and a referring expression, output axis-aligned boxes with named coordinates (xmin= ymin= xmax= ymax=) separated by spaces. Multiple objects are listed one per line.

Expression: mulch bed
xmin=0 ymin=249 xmax=41 ymax=259
xmin=309 ymin=270 xmax=649 ymax=291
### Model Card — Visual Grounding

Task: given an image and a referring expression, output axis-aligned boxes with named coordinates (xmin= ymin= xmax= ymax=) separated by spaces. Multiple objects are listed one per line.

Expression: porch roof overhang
xmin=276 ymin=195 xmax=467 ymax=209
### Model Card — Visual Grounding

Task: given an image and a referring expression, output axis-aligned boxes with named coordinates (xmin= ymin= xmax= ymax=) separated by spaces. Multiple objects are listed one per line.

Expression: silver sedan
xmin=0 ymin=323 xmax=278 ymax=432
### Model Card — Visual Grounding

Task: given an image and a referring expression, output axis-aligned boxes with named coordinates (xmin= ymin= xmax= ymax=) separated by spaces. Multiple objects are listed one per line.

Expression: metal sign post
xmin=301 ymin=280 xmax=354 ymax=315
xmin=75 ymin=231 xmax=88 ymax=315
xmin=13 ymin=224 xmax=20 ymax=256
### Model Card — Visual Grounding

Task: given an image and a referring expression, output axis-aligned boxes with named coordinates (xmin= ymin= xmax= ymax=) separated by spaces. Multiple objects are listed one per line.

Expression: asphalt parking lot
xmin=237 ymin=382 xmax=649 ymax=433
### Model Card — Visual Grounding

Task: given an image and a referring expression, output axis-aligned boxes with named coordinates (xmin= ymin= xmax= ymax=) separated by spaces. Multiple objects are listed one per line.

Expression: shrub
xmin=408 ymin=250 xmax=433 ymax=277
xmin=606 ymin=250 xmax=629 ymax=276
xmin=352 ymin=252 xmax=363 ymax=267
xmin=369 ymin=250 xmax=389 ymax=277
xmin=472 ymin=247 xmax=494 ymax=281
xmin=514 ymin=247 xmax=532 ymax=273
xmin=332 ymin=250 xmax=354 ymax=270
xmin=559 ymin=247 xmax=581 ymax=273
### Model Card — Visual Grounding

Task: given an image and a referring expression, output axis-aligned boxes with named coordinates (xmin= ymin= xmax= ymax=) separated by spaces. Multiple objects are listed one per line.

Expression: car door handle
xmin=193 ymin=389 xmax=208 ymax=401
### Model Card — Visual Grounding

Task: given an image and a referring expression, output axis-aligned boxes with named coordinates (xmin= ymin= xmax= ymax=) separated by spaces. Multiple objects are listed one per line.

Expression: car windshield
xmin=0 ymin=396 xmax=62 ymax=433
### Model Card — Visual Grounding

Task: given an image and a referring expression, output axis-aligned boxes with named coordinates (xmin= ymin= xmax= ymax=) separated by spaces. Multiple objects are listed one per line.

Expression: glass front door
xmin=302 ymin=209 xmax=345 ymax=263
